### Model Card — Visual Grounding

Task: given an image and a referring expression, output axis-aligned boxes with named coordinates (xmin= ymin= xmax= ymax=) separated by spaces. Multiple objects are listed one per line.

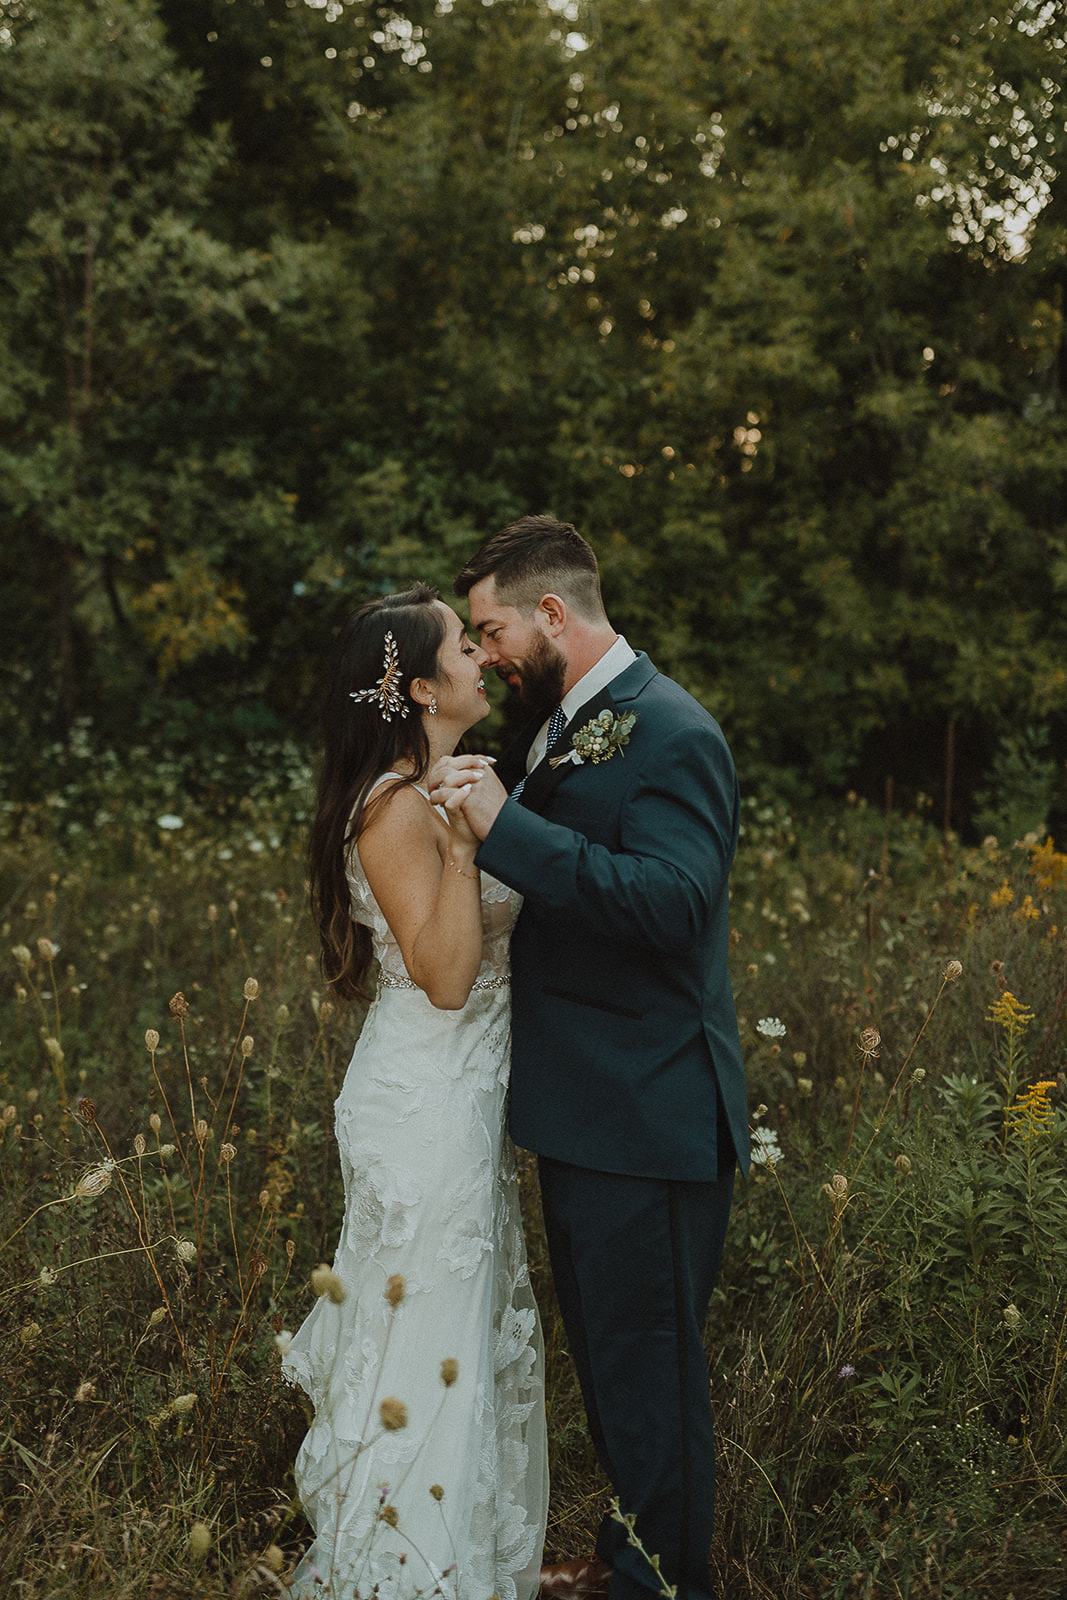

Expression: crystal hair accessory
xmin=349 ymin=631 xmax=409 ymax=721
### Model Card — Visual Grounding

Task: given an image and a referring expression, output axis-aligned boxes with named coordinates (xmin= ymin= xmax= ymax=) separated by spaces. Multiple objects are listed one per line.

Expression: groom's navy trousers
xmin=539 ymin=1135 xmax=735 ymax=1600
xmin=478 ymin=652 xmax=749 ymax=1600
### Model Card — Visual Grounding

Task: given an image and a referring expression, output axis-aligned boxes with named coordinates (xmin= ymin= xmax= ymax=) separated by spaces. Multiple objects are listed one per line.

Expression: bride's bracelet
xmin=446 ymin=855 xmax=479 ymax=882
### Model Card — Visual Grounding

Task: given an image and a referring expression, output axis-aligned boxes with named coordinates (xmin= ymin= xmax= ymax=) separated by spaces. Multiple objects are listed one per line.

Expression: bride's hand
xmin=439 ymin=775 xmax=482 ymax=854
xmin=429 ymin=755 xmax=507 ymax=841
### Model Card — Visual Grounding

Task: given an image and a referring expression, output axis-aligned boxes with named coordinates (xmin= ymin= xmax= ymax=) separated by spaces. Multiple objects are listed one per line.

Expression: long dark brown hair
xmin=308 ymin=584 xmax=448 ymax=1001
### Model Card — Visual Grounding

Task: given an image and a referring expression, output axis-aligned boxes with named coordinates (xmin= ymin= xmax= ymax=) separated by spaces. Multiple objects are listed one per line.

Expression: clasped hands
xmin=428 ymin=754 xmax=507 ymax=841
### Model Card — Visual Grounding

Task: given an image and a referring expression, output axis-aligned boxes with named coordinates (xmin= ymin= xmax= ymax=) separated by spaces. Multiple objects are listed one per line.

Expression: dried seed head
xmin=75 ymin=1167 xmax=112 ymax=1198
xmin=385 ymin=1274 xmax=405 ymax=1308
xmin=243 ymin=977 xmax=260 ymax=1000
xmin=207 ymin=904 xmax=218 ymax=923
xmin=831 ymin=1173 xmax=848 ymax=1196
xmin=1003 ymin=1304 xmax=1021 ymax=1331
xmin=240 ymin=1035 xmax=254 ymax=1057
xmin=274 ymin=1330 xmax=293 ymax=1356
xmin=264 ymin=1545 xmax=284 ymax=1572
xmin=145 ymin=1029 xmax=160 ymax=1052
xmin=220 ymin=1142 xmax=236 ymax=1163
xmin=175 ymin=1238 xmax=198 ymax=1264
xmin=168 ymin=992 xmax=189 ymax=1018
xmin=149 ymin=1112 xmax=162 ymax=1133
xmin=858 ymin=1028 xmax=881 ymax=1057
xmin=39 ymin=1267 xmax=57 ymax=1287
xmin=20 ymin=1321 xmax=42 ymax=1344
xmin=74 ymin=1381 xmax=95 ymax=1402
xmin=440 ymin=1358 xmax=459 ymax=1388
xmin=15 ymin=985 xmax=27 ymax=1004
xmin=11 ymin=945 xmax=32 ymax=970
xmin=379 ymin=1396 xmax=408 ymax=1431
xmin=430 ymin=1484 xmax=445 ymax=1502
xmin=311 ymin=1265 xmax=346 ymax=1304
xmin=160 ymin=1143 xmax=176 ymax=1157
xmin=187 ymin=1521 xmax=211 ymax=1559
xmin=134 ymin=1133 xmax=147 ymax=1157
xmin=797 ymin=1078 xmax=813 ymax=1098
xmin=173 ymin=1393 xmax=197 ymax=1414
xmin=259 ymin=1188 xmax=272 ymax=1208
xmin=285 ymin=1239 xmax=295 ymax=1260
xmin=379 ymin=1505 xmax=399 ymax=1528
xmin=3 ymin=1104 xmax=16 ymax=1124
xmin=944 ymin=959 xmax=963 ymax=982
xmin=194 ymin=1119 xmax=209 ymax=1144
xmin=78 ymin=1098 xmax=96 ymax=1125
xmin=276 ymin=1003 xmax=290 ymax=1025
xmin=249 ymin=1252 xmax=269 ymax=1278
xmin=43 ymin=1037 xmax=64 ymax=1063
xmin=894 ymin=1154 xmax=912 ymax=1177
xmin=37 ymin=938 xmax=58 ymax=962
xmin=149 ymin=1307 xmax=167 ymax=1326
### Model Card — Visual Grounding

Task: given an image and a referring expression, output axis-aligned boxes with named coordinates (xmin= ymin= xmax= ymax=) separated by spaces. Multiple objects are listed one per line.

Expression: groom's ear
xmin=536 ymin=594 xmax=567 ymax=635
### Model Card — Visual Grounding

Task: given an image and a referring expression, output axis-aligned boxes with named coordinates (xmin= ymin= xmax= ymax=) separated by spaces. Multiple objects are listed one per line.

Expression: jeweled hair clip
xmin=349 ymin=630 xmax=409 ymax=721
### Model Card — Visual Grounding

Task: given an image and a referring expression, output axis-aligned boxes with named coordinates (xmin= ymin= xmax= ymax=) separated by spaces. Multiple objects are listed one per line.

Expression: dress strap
xmin=365 ymin=772 xmax=443 ymax=815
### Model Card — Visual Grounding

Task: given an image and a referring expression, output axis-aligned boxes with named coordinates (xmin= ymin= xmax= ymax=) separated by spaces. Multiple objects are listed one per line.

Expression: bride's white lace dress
xmin=283 ymin=781 xmax=548 ymax=1600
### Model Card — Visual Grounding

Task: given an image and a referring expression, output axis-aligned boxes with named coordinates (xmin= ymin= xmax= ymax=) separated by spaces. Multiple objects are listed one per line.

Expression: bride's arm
xmin=358 ymin=781 xmax=484 ymax=1010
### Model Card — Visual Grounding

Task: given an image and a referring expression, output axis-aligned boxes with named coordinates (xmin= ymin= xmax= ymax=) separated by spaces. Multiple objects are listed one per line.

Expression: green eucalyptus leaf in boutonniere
xmin=549 ymin=710 xmax=637 ymax=769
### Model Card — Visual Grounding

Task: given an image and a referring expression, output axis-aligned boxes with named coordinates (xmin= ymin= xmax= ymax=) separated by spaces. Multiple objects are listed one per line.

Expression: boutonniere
xmin=549 ymin=710 xmax=637 ymax=768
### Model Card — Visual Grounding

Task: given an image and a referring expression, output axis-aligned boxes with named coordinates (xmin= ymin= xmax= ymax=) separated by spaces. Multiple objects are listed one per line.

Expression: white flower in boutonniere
xmin=549 ymin=709 xmax=638 ymax=768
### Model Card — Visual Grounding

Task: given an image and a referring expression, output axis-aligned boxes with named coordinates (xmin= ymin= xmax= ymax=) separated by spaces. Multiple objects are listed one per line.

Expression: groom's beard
xmin=501 ymin=632 xmax=567 ymax=714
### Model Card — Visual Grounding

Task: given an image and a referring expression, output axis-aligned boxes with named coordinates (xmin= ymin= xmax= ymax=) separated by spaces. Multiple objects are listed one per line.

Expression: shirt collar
xmin=560 ymin=634 xmax=637 ymax=722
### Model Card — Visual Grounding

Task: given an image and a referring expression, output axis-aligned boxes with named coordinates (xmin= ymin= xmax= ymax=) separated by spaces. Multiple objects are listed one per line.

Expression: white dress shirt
xmin=524 ymin=634 xmax=638 ymax=774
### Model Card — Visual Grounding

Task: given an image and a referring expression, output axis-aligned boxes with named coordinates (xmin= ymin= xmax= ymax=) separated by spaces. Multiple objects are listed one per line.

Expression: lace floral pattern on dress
xmin=282 ymin=777 xmax=546 ymax=1600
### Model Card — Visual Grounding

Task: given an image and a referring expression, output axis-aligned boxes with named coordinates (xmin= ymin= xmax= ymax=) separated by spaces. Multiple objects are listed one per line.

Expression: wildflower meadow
xmin=1 ymin=756 xmax=1064 ymax=1599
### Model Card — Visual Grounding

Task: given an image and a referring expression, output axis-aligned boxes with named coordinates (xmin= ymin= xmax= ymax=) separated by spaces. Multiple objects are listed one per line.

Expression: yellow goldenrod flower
xmin=1028 ymin=837 xmax=1067 ymax=892
xmin=1004 ymin=1081 xmax=1058 ymax=1140
xmin=990 ymin=883 xmax=1014 ymax=908
xmin=988 ymin=992 xmax=1034 ymax=1033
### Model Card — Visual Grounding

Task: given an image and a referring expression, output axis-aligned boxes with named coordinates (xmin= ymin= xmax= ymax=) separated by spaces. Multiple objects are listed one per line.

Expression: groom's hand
xmin=428 ymin=755 xmax=507 ymax=840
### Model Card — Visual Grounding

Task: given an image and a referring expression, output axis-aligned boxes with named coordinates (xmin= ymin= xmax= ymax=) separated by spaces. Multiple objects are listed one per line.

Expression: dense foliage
xmin=1 ymin=0 xmax=1065 ymax=830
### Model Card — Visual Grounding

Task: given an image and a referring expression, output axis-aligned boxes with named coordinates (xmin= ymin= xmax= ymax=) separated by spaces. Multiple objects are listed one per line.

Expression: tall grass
xmin=1 ymin=775 xmax=1064 ymax=1597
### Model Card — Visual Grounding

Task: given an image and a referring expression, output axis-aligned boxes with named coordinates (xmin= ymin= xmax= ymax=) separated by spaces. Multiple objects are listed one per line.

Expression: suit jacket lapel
xmin=519 ymin=684 xmax=620 ymax=813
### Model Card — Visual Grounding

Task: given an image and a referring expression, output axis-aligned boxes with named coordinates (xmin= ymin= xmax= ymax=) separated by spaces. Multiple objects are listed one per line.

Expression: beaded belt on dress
xmin=378 ymin=971 xmax=510 ymax=992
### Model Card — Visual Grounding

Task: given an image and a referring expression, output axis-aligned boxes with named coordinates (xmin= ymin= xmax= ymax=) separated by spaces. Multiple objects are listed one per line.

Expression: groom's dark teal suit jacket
xmin=476 ymin=652 xmax=749 ymax=1181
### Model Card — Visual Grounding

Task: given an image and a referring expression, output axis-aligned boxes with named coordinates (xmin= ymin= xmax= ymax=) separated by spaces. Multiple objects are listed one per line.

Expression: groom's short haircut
xmin=455 ymin=515 xmax=606 ymax=621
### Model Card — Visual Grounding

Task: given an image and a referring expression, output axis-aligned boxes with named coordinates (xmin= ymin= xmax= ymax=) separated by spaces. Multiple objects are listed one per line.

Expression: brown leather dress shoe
xmin=539 ymin=1554 xmax=613 ymax=1599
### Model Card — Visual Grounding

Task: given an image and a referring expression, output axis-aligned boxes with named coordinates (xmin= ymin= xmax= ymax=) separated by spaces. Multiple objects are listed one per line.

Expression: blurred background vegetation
xmin=1 ymin=0 xmax=1065 ymax=834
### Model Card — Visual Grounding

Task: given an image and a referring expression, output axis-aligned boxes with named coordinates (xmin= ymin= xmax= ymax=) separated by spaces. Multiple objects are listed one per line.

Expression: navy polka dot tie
xmin=510 ymin=704 xmax=566 ymax=802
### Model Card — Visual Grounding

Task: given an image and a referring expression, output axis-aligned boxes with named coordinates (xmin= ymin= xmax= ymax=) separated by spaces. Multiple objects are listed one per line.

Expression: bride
xmin=283 ymin=584 xmax=548 ymax=1599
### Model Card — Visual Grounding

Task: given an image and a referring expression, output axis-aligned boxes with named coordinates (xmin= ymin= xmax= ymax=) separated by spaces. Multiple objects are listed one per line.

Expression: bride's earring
xmin=428 ymin=696 xmax=438 ymax=716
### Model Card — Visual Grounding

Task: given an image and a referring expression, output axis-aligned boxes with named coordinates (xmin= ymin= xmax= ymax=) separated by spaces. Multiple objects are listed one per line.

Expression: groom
xmin=431 ymin=516 xmax=749 ymax=1600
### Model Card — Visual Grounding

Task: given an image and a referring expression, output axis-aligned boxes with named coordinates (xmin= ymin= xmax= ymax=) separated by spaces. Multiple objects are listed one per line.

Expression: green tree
xmin=0 ymin=0 xmax=363 ymax=754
